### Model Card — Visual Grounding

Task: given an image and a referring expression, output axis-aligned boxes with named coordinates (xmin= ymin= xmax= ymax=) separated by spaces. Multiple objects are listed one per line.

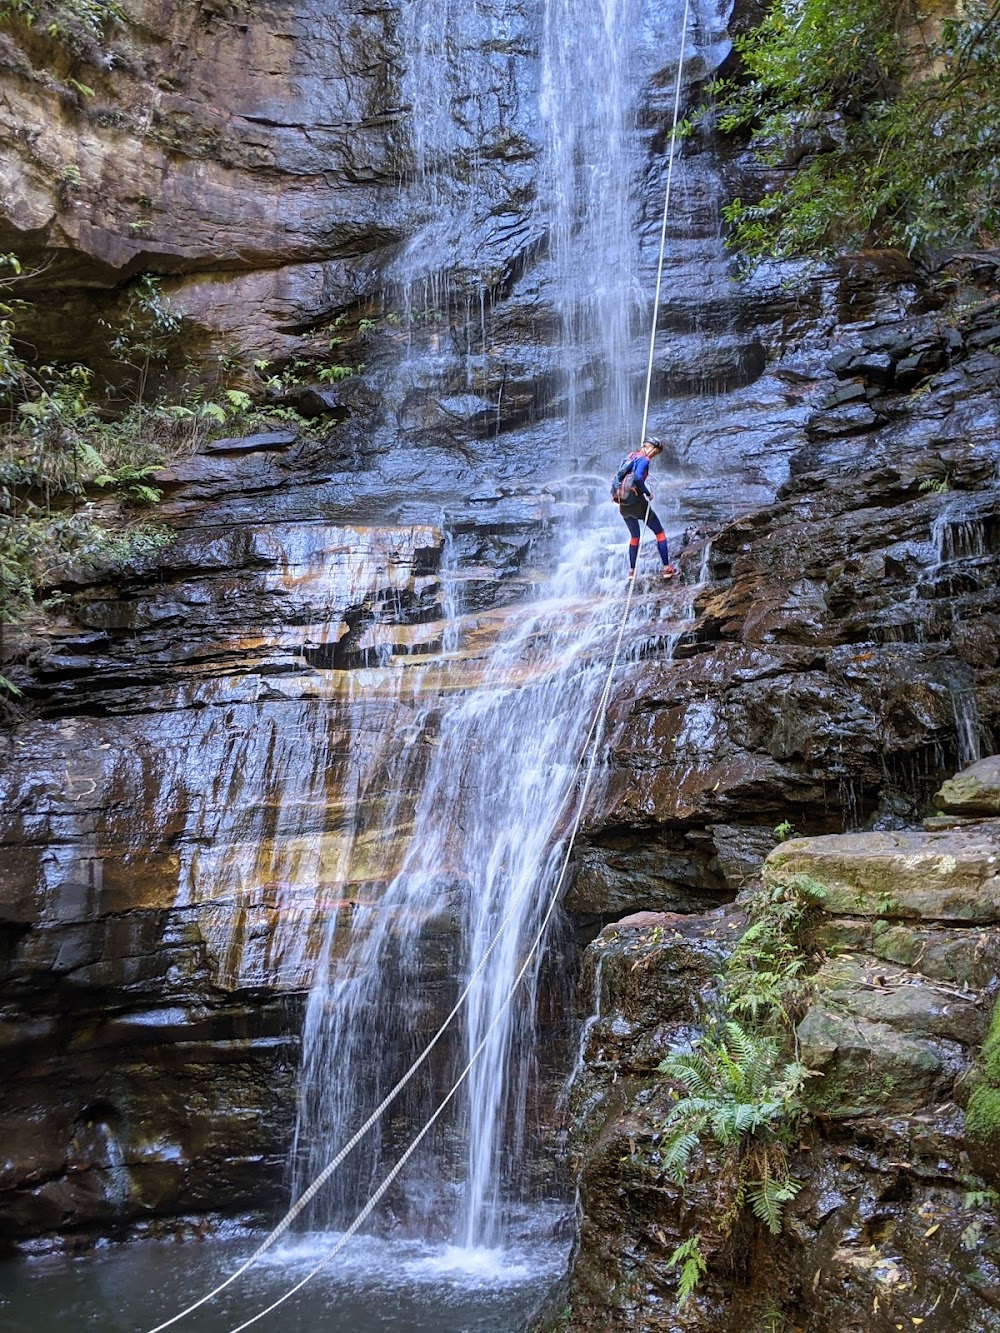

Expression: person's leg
xmin=644 ymin=507 xmax=673 ymax=571
xmin=623 ymin=515 xmax=641 ymax=573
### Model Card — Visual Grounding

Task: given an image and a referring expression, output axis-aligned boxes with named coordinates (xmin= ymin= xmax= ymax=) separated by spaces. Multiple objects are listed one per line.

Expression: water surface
xmin=0 ymin=1230 xmax=566 ymax=1332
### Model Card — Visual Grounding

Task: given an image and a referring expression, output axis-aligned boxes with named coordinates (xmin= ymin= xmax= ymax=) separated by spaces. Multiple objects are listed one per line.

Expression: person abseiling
xmin=610 ymin=437 xmax=676 ymax=580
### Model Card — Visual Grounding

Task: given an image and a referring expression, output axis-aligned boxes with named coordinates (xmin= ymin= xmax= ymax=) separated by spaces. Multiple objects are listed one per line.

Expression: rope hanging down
xmin=145 ymin=6 xmax=691 ymax=1329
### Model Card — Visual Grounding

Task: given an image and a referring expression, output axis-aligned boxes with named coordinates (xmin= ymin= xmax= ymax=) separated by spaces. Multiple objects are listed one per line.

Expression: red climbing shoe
xmin=661 ymin=564 xmax=677 ymax=581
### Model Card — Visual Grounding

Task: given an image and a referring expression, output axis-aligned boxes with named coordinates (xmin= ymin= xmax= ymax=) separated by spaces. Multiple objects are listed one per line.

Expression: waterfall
xmin=540 ymin=0 xmax=642 ymax=435
xmin=290 ymin=0 xmax=682 ymax=1257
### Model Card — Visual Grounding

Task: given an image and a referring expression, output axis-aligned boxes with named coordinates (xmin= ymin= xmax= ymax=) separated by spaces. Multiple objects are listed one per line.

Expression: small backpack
xmin=610 ymin=452 xmax=641 ymax=506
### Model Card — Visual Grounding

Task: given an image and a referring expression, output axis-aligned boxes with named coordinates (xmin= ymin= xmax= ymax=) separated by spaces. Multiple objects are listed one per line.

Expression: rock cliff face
xmin=1 ymin=0 xmax=734 ymax=1251
xmin=558 ymin=765 xmax=1000 ymax=1333
xmin=1 ymin=10 xmax=1000 ymax=1333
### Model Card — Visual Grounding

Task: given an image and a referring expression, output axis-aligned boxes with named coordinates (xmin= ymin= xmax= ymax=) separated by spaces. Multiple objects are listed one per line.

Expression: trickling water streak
xmin=540 ymin=0 xmax=643 ymax=437
xmin=697 ymin=538 xmax=713 ymax=586
xmin=931 ymin=506 xmax=987 ymax=565
xmin=950 ymin=683 xmax=987 ymax=770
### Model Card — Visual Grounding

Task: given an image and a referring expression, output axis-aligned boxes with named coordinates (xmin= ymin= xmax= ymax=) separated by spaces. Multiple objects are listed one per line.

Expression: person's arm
xmin=633 ymin=455 xmax=651 ymax=497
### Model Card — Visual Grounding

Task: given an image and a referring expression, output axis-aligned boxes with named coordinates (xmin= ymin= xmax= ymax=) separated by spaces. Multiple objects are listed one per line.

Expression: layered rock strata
xmin=2 ymin=0 xmax=1000 ymax=1290
xmin=556 ymin=764 xmax=1000 ymax=1332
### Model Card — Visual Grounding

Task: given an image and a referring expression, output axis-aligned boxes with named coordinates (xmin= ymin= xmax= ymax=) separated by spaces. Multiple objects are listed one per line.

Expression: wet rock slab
xmin=557 ymin=782 xmax=1000 ymax=1332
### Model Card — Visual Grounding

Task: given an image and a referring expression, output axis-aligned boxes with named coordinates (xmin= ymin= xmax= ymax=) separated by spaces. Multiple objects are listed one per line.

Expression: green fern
xmin=652 ymin=868 xmax=828 ymax=1310
xmin=666 ymin=1235 xmax=707 ymax=1306
xmin=0 ymin=671 xmax=23 ymax=697
xmin=747 ymin=1174 xmax=802 ymax=1234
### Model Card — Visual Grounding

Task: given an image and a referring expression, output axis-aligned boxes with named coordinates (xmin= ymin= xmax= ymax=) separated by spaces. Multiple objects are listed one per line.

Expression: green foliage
xmin=666 ymin=1235 xmax=707 ymax=1306
xmin=0 ymin=266 xmax=182 ymax=628
xmin=773 ymin=818 xmax=795 ymax=841
xmin=964 ymin=1189 xmax=1000 ymax=1210
xmin=724 ymin=872 xmax=826 ymax=1024
xmin=0 ymin=670 xmax=23 ymax=697
xmin=105 ymin=275 xmax=182 ymax=405
xmin=0 ymin=0 xmax=123 ymax=56
xmin=659 ymin=1020 xmax=808 ymax=1233
xmin=712 ymin=0 xmax=1000 ymax=263
xmin=655 ymin=872 xmax=824 ymax=1303
xmin=224 ymin=389 xmax=253 ymax=413
xmin=92 ymin=462 xmax=162 ymax=506
xmin=0 ymin=255 xmax=343 ymax=634
xmin=73 ymin=518 xmax=172 ymax=570
xmin=317 ymin=363 xmax=354 ymax=383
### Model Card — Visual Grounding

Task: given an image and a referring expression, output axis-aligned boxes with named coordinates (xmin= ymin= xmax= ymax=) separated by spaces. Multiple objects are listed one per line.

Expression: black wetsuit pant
xmin=621 ymin=504 xmax=670 ymax=570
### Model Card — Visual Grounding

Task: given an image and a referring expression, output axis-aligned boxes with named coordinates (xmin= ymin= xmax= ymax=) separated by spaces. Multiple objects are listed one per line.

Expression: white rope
xmin=146 ymin=8 xmax=692 ymax=1329
xmin=143 ymin=788 xmax=581 ymax=1333
xmin=640 ymin=0 xmax=691 ymax=449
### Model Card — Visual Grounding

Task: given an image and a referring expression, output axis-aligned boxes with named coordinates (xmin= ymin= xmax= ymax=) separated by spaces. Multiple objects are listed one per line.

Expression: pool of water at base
xmin=0 ymin=1228 xmax=570 ymax=1332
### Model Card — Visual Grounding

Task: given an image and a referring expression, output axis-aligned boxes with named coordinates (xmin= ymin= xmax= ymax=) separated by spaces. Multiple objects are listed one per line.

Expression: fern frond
xmin=747 ymin=1175 xmax=802 ymax=1234
xmin=662 ymin=1129 xmax=701 ymax=1182
xmin=667 ymin=1235 xmax=707 ymax=1306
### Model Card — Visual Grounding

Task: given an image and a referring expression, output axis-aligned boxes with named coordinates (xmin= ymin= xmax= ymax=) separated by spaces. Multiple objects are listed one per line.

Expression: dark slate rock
xmin=273 ymin=385 xmax=353 ymax=421
xmin=849 ymin=349 xmax=895 ymax=385
xmin=804 ymin=402 xmax=880 ymax=439
xmin=966 ymin=324 xmax=1000 ymax=351
xmin=894 ymin=346 xmax=946 ymax=389
xmin=818 ymin=382 xmax=869 ymax=409
xmin=828 ymin=349 xmax=857 ymax=379
xmin=858 ymin=326 xmax=914 ymax=357
xmin=201 ymin=431 xmax=298 ymax=454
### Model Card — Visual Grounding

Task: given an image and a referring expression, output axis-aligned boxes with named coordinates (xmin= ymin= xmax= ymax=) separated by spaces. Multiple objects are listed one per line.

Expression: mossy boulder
xmin=964 ymin=996 xmax=1000 ymax=1184
xmin=936 ymin=755 xmax=1000 ymax=817
xmin=797 ymin=958 xmax=972 ymax=1116
xmin=765 ymin=824 xmax=1000 ymax=922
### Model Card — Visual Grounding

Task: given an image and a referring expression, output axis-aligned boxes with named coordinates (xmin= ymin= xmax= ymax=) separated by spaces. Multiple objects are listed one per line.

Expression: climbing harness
xmin=145 ymin=3 xmax=691 ymax=1328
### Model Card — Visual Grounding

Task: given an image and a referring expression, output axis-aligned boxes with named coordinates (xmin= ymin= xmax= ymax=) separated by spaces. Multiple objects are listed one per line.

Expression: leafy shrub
xmin=708 ymin=0 xmax=1000 ymax=263
xmin=655 ymin=873 xmax=825 ymax=1301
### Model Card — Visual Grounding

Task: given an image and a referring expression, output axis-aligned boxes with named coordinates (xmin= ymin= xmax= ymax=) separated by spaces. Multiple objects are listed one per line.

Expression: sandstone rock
xmin=765 ymin=824 xmax=1000 ymax=921
xmin=935 ymin=754 xmax=1000 ymax=815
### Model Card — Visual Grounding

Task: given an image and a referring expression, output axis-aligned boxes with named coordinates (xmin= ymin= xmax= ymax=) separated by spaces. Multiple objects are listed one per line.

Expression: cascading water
xmin=540 ymin=0 xmax=643 ymax=432
xmin=290 ymin=0 xmax=669 ymax=1259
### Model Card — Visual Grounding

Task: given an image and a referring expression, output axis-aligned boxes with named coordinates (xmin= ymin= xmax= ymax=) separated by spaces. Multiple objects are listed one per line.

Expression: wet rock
xmin=936 ymin=754 xmax=1000 ymax=816
xmin=561 ymin=813 xmax=1000 ymax=1332
xmin=804 ymin=401 xmax=880 ymax=438
xmin=828 ymin=348 xmax=895 ymax=386
xmin=766 ymin=824 xmax=1000 ymax=921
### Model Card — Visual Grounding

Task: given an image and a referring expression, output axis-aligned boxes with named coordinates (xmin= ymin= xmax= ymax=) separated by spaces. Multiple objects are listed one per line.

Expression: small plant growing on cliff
xmin=93 ymin=462 xmax=162 ymax=506
xmin=317 ymin=363 xmax=354 ymax=384
xmin=106 ymin=275 xmax=182 ymax=406
xmin=655 ymin=873 xmax=825 ymax=1301
xmin=665 ymin=1234 xmax=707 ymax=1306
xmin=659 ymin=1020 xmax=808 ymax=1233
xmin=0 ymin=0 xmax=124 ymax=59
xmin=724 ymin=873 xmax=826 ymax=1024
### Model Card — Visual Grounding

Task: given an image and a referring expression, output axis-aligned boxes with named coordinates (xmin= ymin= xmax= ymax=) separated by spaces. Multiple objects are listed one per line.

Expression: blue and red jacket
xmin=614 ymin=451 xmax=651 ymax=504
